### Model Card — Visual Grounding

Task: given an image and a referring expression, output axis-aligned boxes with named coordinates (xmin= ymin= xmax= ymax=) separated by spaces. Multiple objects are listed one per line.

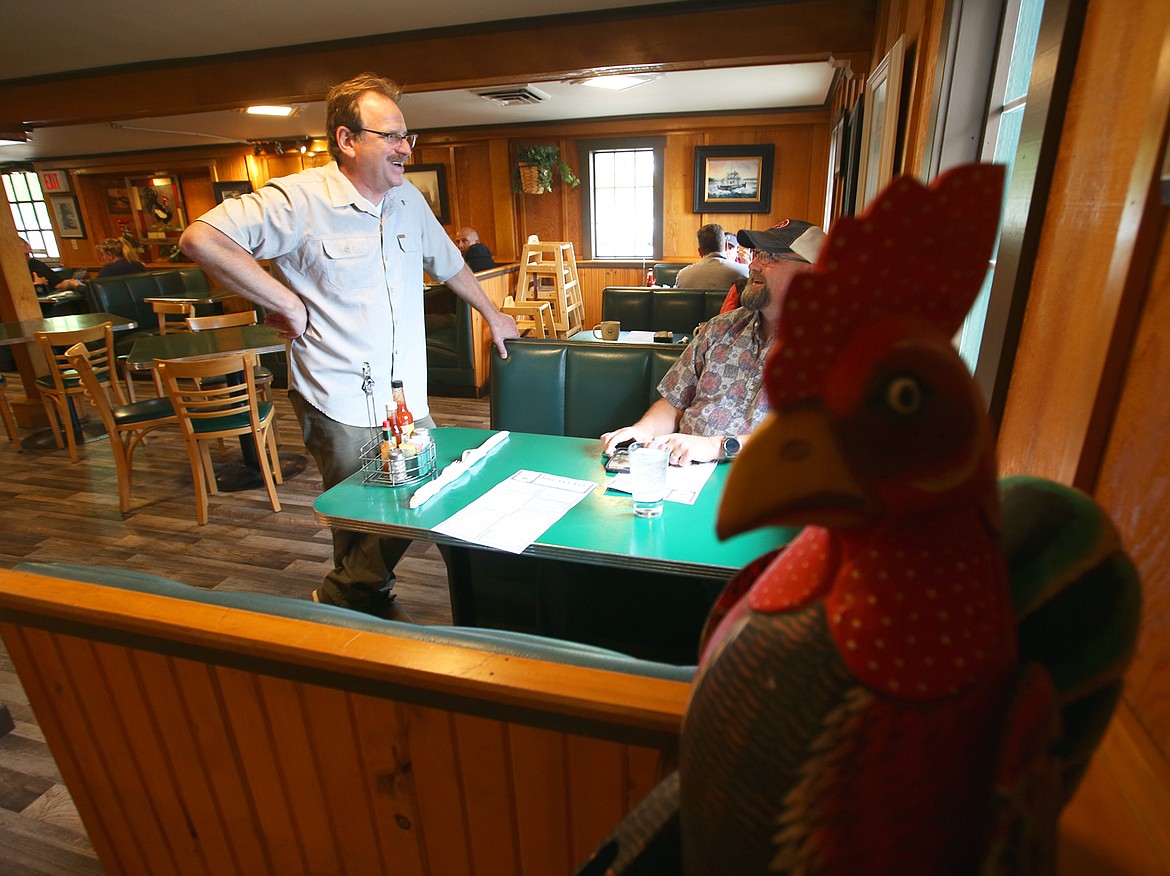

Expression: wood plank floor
xmin=0 ymin=387 xmax=489 ymax=875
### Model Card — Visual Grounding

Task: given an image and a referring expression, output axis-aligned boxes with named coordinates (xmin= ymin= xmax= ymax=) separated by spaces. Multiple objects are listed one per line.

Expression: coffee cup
xmin=593 ymin=320 xmax=620 ymax=341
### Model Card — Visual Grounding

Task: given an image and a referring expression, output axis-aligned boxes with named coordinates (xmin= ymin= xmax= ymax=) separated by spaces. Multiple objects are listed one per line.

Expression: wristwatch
xmin=720 ymin=435 xmax=741 ymax=461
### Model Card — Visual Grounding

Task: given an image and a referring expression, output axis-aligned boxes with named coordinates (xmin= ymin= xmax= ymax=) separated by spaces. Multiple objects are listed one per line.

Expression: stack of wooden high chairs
xmin=513 ymin=240 xmax=584 ymax=337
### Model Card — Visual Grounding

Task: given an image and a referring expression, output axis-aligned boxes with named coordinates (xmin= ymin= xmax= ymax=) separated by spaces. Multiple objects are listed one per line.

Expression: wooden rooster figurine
xmin=578 ymin=165 xmax=1140 ymax=876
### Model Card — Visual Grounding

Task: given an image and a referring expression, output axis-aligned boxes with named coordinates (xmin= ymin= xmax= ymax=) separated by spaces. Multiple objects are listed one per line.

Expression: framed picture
xmin=693 ymin=145 xmax=775 ymax=213
xmin=106 ymin=186 xmax=131 ymax=214
xmin=856 ymin=34 xmax=907 ymax=211
xmin=214 ymin=180 xmax=254 ymax=203
xmin=841 ymin=99 xmax=865 ymax=216
xmin=126 ymin=174 xmax=187 ymax=242
xmin=48 ymin=194 xmax=86 ymax=239
xmin=404 ymin=164 xmax=450 ymax=224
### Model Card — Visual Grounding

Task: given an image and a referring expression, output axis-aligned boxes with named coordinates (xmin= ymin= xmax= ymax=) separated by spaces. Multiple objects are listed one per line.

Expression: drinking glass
xmin=629 ymin=444 xmax=669 ymax=518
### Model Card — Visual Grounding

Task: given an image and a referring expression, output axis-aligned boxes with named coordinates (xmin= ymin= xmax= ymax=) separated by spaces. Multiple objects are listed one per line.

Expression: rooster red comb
xmin=766 ymin=163 xmax=1005 ymax=407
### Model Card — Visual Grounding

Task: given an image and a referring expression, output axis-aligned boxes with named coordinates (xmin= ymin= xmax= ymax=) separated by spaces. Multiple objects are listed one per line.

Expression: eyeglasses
xmin=352 ymin=128 xmax=418 ymax=148
xmin=751 ymin=250 xmax=808 ymax=266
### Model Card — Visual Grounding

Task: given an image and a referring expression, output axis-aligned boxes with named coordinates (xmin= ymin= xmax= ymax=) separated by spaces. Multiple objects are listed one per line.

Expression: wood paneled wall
xmin=994 ymin=0 xmax=1170 ymax=778
xmin=36 ymin=111 xmax=831 ymax=275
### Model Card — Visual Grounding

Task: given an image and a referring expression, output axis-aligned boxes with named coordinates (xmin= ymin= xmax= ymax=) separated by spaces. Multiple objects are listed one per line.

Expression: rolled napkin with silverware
xmin=408 ymin=430 xmax=510 ymax=509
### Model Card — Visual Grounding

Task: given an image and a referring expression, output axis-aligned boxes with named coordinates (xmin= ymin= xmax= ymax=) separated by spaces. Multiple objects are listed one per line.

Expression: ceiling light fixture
xmin=246 ymin=105 xmax=296 ymax=117
xmin=576 ymin=74 xmax=662 ymax=92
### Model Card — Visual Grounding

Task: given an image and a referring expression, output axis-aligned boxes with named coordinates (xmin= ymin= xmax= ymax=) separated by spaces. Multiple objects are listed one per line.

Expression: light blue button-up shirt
xmin=200 ymin=162 xmax=464 ymax=426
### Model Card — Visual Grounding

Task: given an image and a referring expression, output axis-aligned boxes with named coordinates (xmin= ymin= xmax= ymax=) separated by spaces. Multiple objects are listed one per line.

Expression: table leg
xmin=20 ymin=395 xmax=106 ymax=452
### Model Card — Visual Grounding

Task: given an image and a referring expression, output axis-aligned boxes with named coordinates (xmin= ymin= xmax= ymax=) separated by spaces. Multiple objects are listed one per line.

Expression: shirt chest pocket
xmin=309 ymin=236 xmax=376 ymax=294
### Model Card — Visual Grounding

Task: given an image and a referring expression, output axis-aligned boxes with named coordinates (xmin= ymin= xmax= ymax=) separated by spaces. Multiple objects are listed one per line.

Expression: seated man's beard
xmin=741 ymin=280 xmax=770 ymax=312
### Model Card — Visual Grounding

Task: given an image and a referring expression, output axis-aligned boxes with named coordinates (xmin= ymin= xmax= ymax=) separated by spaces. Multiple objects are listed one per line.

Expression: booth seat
xmin=83 ymin=268 xmax=215 ymax=355
xmin=425 ymin=282 xmax=478 ymax=395
xmin=490 ymin=337 xmax=685 ymax=439
xmin=600 ymin=286 xmax=728 ymax=333
xmin=0 ymin=562 xmax=691 ymax=875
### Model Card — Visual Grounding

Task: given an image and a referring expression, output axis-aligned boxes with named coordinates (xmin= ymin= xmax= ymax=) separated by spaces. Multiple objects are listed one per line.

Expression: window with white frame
xmin=578 ymin=137 xmax=665 ymax=259
xmin=3 ymin=170 xmax=59 ymax=258
xmin=955 ymin=0 xmax=1046 ymax=373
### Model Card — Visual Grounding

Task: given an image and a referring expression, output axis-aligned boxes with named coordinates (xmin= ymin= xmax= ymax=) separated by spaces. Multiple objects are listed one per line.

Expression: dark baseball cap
xmin=737 ymin=220 xmax=826 ymax=263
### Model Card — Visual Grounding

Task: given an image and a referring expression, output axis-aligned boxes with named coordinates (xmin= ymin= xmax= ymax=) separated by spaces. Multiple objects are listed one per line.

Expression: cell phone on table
xmin=605 ymin=449 xmax=631 ymax=473
xmin=603 ymin=438 xmax=636 ymax=473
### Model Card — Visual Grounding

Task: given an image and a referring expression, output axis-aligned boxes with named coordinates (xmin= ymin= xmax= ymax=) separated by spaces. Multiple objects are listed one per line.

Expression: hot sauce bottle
xmin=392 ymin=380 xmax=415 ymax=450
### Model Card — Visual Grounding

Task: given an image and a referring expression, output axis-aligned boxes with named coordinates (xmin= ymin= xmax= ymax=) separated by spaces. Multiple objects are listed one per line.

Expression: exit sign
xmin=39 ymin=170 xmax=69 ymax=193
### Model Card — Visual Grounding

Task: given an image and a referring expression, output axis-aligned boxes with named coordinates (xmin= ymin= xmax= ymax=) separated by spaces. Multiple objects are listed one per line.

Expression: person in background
xmin=180 ymin=71 xmax=519 ymax=622
xmin=19 ymin=236 xmax=82 ymax=293
xmin=602 ymin=218 xmax=826 ymax=465
xmin=725 ymin=230 xmax=748 ymax=264
xmin=454 ymin=226 xmax=498 ymax=271
xmin=674 ymin=222 xmax=749 ymax=290
xmin=96 ymin=237 xmax=147 ymax=277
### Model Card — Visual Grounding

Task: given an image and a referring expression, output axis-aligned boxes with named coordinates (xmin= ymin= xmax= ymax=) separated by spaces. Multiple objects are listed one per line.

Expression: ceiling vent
xmin=475 ymin=86 xmax=550 ymax=107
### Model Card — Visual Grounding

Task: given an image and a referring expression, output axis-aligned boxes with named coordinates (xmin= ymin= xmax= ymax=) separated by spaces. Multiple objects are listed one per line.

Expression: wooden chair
xmin=157 ymin=350 xmax=282 ymax=525
xmin=186 ymin=309 xmax=275 ymax=402
xmin=153 ymin=299 xmax=196 ymax=334
xmin=64 ymin=343 xmax=176 ymax=514
xmin=119 ymin=299 xmax=200 ymax=402
xmin=0 ymin=373 xmax=18 ymax=444
xmin=34 ymin=321 xmax=125 ymax=462
xmin=501 ymin=295 xmax=556 ymax=338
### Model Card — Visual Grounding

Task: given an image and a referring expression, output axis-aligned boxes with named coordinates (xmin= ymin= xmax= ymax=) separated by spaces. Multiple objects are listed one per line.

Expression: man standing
xmin=602 ymin=219 xmax=825 ymax=465
xmin=674 ymin=222 xmax=749 ymax=289
xmin=180 ymin=72 xmax=519 ymax=620
xmin=454 ymin=226 xmax=498 ymax=271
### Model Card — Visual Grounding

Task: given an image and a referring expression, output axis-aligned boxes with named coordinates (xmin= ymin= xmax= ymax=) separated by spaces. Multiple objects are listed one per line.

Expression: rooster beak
xmin=716 ymin=406 xmax=872 ymax=539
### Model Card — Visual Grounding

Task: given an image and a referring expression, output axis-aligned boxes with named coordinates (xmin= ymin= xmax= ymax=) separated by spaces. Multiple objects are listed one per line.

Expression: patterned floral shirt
xmin=658 ymin=307 xmax=774 ymax=436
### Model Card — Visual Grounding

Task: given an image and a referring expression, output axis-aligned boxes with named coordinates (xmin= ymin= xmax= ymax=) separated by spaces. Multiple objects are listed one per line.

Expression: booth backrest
xmin=601 ymin=286 xmax=728 ymax=333
xmin=424 ymin=283 xmax=475 ymax=391
xmin=652 ymin=263 xmax=689 ymax=287
xmin=85 ymin=269 xmax=212 ymax=352
xmin=491 ymin=338 xmax=685 ymax=438
xmin=0 ymin=562 xmax=690 ymax=876
xmin=85 ymin=268 xmax=214 ymax=354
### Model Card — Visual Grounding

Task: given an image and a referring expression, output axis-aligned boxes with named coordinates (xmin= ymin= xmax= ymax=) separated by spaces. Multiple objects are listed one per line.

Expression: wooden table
xmin=124 ymin=322 xmax=285 ymax=371
xmin=0 ymin=312 xmax=136 ymax=348
xmin=315 ymin=427 xmax=795 ymax=661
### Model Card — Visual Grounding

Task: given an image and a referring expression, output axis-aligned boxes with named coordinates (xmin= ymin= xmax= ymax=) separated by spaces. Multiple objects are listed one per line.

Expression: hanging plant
xmin=513 ymin=144 xmax=581 ymax=194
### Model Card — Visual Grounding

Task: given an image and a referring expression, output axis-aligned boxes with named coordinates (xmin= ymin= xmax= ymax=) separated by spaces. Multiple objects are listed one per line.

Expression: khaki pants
xmin=290 ymin=390 xmax=437 ymax=612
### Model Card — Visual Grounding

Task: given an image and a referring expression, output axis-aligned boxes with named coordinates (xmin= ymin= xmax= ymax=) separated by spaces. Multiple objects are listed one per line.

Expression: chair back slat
xmin=185 ymin=310 xmax=258 ymax=331
xmin=152 ymin=300 xmax=196 ymax=334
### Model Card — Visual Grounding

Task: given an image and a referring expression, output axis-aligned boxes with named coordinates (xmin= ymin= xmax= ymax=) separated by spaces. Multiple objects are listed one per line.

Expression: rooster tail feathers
xmin=1000 ymin=476 xmax=1142 ymax=798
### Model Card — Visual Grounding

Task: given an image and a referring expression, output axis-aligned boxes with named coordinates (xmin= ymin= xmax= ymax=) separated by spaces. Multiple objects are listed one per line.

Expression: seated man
xmin=675 ymin=222 xmax=748 ymax=289
xmin=20 ymin=236 xmax=82 ymax=293
xmin=602 ymin=219 xmax=826 ymax=465
xmin=454 ymin=226 xmax=498 ymax=271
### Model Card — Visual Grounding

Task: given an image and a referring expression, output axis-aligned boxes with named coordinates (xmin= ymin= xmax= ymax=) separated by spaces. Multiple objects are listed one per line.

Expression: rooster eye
xmin=885 ymin=376 xmax=922 ymax=415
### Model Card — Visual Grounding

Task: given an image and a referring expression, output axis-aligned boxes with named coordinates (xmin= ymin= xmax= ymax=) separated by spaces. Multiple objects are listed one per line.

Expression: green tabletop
xmin=567 ymin=329 xmax=691 ymax=346
xmin=0 ymin=312 xmax=137 ymax=347
xmin=314 ymin=427 xmax=795 ymax=579
xmin=126 ymin=323 xmax=285 ymax=370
